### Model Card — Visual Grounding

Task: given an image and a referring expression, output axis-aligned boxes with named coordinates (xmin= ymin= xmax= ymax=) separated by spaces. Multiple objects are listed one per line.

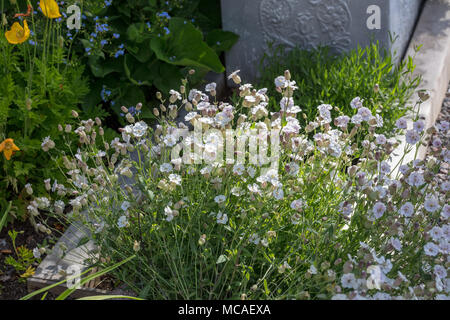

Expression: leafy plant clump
xmin=257 ymin=43 xmax=421 ymax=136
xmin=73 ymin=0 xmax=238 ymax=123
xmin=30 ymin=70 xmax=449 ymax=300
xmin=0 ymin=0 xmax=90 ymax=221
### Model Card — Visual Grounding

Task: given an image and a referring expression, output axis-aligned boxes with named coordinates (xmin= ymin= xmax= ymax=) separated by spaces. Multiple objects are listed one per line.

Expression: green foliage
xmin=21 ymin=255 xmax=138 ymax=300
xmin=75 ymin=0 xmax=238 ymax=122
xmin=257 ymin=43 xmax=421 ymax=136
xmin=0 ymin=0 xmax=90 ymax=221
xmin=4 ymin=230 xmax=40 ymax=282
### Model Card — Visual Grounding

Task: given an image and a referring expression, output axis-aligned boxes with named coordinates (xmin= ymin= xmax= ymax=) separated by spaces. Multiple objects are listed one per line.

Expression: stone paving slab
xmin=389 ymin=0 xmax=450 ymax=172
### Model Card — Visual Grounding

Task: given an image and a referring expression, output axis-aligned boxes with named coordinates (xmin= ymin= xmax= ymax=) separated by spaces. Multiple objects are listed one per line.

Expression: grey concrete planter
xmin=221 ymin=0 xmax=423 ymax=81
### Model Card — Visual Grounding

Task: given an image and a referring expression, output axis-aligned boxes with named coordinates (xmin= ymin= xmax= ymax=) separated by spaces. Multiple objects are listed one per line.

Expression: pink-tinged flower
xmin=373 ymin=202 xmax=386 ymax=219
xmin=413 ymin=120 xmax=425 ymax=132
xmin=396 ymin=117 xmax=408 ymax=129
xmin=405 ymin=130 xmax=420 ymax=145
xmin=407 ymin=171 xmax=425 ymax=187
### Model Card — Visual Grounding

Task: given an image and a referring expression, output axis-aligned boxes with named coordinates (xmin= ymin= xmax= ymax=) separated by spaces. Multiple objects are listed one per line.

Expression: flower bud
xmin=133 ymin=241 xmax=141 ymax=252
xmin=121 ymin=106 xmax=128 ymax=113
xmin=156 ymin=92 xmax=162 ymax=100
xmin=136 ymin=102 xmax=142 ymax=111
xmin=71 ymin=110 xmax=79 ymax=118
xmin=26 ymin=98 xmax=32 ymax=110
xmin=284 ymin=70 xmax=291 ymax=81
xmin=153 ymin=108 xmax=159 ymax=117
xmin=58 ymin=35 xmax=64 ymax=48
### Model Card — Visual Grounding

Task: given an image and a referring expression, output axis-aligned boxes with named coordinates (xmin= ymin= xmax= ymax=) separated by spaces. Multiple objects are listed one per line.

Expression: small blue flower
xmin=113 ymin=33 xmax=120 ymax=39
xmin=158 ymin=12 xmax=171 ymax=19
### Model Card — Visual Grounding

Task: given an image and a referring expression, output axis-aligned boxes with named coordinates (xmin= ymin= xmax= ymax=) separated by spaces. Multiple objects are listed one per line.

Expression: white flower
xmin=261 ymin=238 xmax=269 ymax=247
xmin=168 ymin=173 xmax=182 ymax=186
xmin=249 ymin=233 xmax=260 ymax=245
xmin=390 ymin=237 xmax=402 ymax=251
xmin=424 ymin=197 xmax=440 ymax=213
xmin=121 ymin=201 xmax=131 ymax=211
xmin=216 ymin=211 xmax=228 ymax=224
xmin=33 ymin=248 xmax=41 ymax=259
xmin=164 ymin=206 xmax=177 ymax=222
xmin=380 ymin=161 xmax=391 ymax=175
xmin=274 ymin=75 xmax=286 ymax=88
xmin=350 ymin=97 xmax=363 ymax=109
xmin=118 ymin=215 xmax=128 ymax=228
xmin=424 ymin=242 xmax=440 ymax=256
xmin=54 ymin=200 xmax=65 ymax=215
xmin=291 ymin=199 xmax=306 ymax=211
xmin=247 ymin=166 xmax=256 ymax=178
xmin=441 ymin=204 xmax=450 ymax=220
xmin=339 ymin=201 xmax=354 ymax=218
xmin=160 ymin=163 xmax=173 ymax=173
xmin=434 ymin=265 xmax=447 ymax=279
xmin=205 ymin=82 xmax=216 ymax=92
xmin=248 ymin=183 xmax=261 ymax=195
xmin=405 ymin=130 xmax=420 ymax=145
xmin=132 ymin=121 xmax=148 ymax=138
xmin=413 ymin=120 xmax=425 ymax=133
xmin=233 ymin=163 xmax=245 ymax=176
xmin=335 ymin=115 xmax=350 ymax=128
xmin=214 ymin=195 xmax=226 ymax=204
xmin=163 ymin=134 xmax=177 ymax=147
xmin=407 ymin=171 xmax=425 ymax=187
xmin=308 ymin=264 xmax=318 ymax=275
xmin=429 ymin=226 xmax=443 ymax=241
xmin=357 ymin=107 xmax=372 ymax=122
xmin=36 ymin=197 xmax=50 ymax=210
xmin=375 ymin=134 xmax=387 ymax=145
xmin=273 ymin=188 xmax=284 ymax=200
xmin=41 ymin=136 xmax=55 ymax=151
xmin=341 ymin=273 xmax=358 ymax=289
xmin=373 ymin=202 xmax=386 ymax=219
xmin=399 ymin=202 xmax=414 ymax=217
xmin=395 ymin=117 xmax=408 ymax=129
xmin=25 ymin=183 xmax=33 ymax=195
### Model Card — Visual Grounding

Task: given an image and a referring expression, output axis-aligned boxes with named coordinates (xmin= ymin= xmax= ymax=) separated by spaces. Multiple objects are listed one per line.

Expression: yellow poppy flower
xmin=5 ymin=20 xmax=30 ymax=44
xmin=0 ymin=138 xmax=20 ymax=160
xmin=40 ymin=0 xmax=62 ymax=19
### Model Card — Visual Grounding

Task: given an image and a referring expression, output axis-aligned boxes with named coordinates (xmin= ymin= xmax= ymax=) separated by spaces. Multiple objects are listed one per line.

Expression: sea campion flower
xmin=372 ymin=202 xmax=386 ymax=219
xmin=118 ymin=215 xmax=128 ymax=228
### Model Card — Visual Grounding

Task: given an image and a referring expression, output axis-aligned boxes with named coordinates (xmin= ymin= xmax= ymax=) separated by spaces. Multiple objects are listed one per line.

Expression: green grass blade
xmin=56 ymin=255 xmax=136 ymax=300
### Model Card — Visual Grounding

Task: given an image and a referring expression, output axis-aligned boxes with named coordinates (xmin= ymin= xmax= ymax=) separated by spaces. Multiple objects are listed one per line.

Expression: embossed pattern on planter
xmin=221 ymin=0 xmax=423 ymax=82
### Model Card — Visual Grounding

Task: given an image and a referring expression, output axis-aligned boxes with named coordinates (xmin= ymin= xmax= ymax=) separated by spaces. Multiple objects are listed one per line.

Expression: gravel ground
xmin=425 ymin=82 xmax=450 ymax=191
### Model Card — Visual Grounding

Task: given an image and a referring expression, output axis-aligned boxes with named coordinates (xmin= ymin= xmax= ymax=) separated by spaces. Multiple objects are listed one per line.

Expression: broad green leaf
xmin=150 ymin=17 xmax=224 ymax=73
xmin=88 ymin=55 xmax=123 ymax=78
xmin=206 ymin=29 xmax=239 ymax=53
xmin=127 ymin=23 xmax=151 ymax=44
